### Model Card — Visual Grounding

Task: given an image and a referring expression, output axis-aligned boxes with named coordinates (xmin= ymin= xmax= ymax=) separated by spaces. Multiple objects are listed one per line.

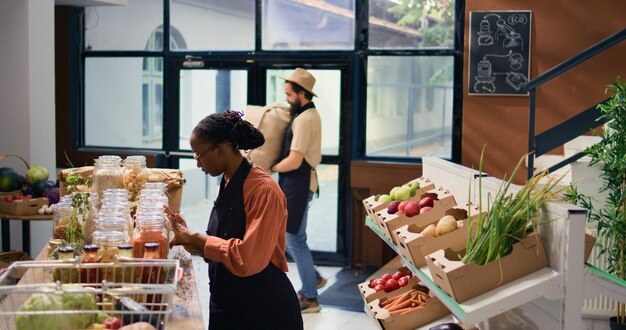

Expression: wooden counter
xmin=13 ymin=244 xmax=206 ymax=329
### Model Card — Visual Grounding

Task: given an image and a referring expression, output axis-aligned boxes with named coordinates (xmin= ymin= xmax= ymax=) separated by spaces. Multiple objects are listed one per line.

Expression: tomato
xmin=384 ymin=278 xmax=400 ymax=293
xmin=373 ymin=278 xmax=386 ymax=287
xmin=104 ymin=317 xmax=122 ymax=329
xmin=374 ymin=284 xmax=385 ymax=292
xmin=398 ymin=277 xmax=408 ymax=287
xmin=391 ymin=271 xmax=404 ymax=281
xmin=381 ymin=273 xmax=392 ymax=281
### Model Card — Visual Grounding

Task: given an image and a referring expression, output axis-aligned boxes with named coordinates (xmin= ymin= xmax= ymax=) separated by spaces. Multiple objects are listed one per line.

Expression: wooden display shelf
xmin=366 ymin=216 xmax=562 ymax=325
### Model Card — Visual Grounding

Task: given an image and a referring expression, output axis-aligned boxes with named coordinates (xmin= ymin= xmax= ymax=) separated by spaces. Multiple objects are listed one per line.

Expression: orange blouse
xmin=203 ymin=165 xmax=289 ymax=277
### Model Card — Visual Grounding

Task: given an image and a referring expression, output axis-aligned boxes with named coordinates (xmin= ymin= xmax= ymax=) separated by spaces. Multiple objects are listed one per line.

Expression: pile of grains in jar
xmin=122 ymin=156 xmax=149 ymax=202
xmin=93 ymin=155 xmax=124 ymax=200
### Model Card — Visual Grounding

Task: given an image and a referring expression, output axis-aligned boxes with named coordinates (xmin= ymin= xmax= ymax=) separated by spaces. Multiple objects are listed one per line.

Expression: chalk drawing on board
xmin=469 ymin=11 xmax=531 ymax=96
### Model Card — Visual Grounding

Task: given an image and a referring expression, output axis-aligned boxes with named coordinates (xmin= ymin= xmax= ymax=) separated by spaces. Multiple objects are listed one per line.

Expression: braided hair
xmin=193 ymin=110 xmax=265 ymax=150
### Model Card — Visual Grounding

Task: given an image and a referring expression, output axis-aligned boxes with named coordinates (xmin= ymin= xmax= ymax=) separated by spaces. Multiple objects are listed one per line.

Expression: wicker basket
xmin=0 ymin=154 xmax=30 ymax=198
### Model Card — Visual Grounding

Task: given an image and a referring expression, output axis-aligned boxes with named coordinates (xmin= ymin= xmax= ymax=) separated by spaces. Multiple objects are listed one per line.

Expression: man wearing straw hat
xmin=271 ymin=68 xmax=326 ymax=313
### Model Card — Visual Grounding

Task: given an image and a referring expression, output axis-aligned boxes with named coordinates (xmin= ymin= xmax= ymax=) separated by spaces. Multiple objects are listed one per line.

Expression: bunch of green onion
xmin=462 ymin=149 xmax=566 ymax=265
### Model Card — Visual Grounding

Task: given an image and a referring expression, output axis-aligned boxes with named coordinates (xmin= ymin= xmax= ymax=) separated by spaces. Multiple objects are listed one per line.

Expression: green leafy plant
xmin=63 ymin=174 xmax=93 ymax=250
xmin=464 ymin=147 xmax=566 ymax=266
xmin=564 ymin=77 xmax=626 ymax=324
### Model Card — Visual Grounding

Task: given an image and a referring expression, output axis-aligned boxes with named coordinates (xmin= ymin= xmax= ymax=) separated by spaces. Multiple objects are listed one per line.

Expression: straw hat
xmin=280 ymin=68 xmax=317 ymax=97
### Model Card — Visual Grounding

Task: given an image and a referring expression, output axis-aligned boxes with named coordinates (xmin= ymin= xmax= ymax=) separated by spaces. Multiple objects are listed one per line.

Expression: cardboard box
xmin=425 ymin=232 xmax=549 ymax=303
xmin=368 ymin=286 xmax=450 ymax=330
xmin=362 ymin=178 xmax=436 ymax=220
xmin=58 ymin=167 xmax=185 ymax=213
xmin=584 ymin=229 xmax=596 ymax=263
xmin=359 ymin=272 xmax=418 ymax=304
xmin=0 ymin=197 xmax=48 ymax=216
xmin=0 ymin=251 xmax=32 ymax=279
xmin=373 ymin=188 xmax=457 ymax=244
xmin=394 ymin=206 xmax=480 ymax=268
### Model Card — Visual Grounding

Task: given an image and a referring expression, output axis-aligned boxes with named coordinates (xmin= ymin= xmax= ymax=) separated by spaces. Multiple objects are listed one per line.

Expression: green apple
xmin=378 ymin=194 xmax=393 ymax=203
xmin=389 ymin=186 xmax=401 ymax=200
xmin=395 ymin=185 xmax=412 ymax=201
xmin=405 ymin=181 xmax=420 ymax=192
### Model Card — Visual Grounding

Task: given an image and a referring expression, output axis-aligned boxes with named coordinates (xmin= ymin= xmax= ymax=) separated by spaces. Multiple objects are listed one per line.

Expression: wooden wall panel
xmin=462 ymin=1 xmax=626 ymax=183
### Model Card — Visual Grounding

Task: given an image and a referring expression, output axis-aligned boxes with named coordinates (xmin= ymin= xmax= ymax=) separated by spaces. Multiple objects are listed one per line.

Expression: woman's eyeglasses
xmin=193 ymin=145 xmax=216 ymax=161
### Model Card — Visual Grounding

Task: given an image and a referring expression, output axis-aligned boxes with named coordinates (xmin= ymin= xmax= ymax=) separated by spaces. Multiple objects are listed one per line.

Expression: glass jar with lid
xmin=133 ymin=214 xmax=168 ymax=259
xmin=114 ymin=244 xmax=136 ymax=283
xmin=93 ymin=230 xmax=129 ymax=281
xmin=80 ymin=244 xmax=102 ymax=285
xmin=142 ymin=182 xmax=167 ymax=194
xmin=93 ymin=155 xmax=124 ymax=200
xmin=52 ymin=201 xmax=73 ymax=240
xmin=96 ymin=215 xmax=131 ymax=242
xmin=83 ymin=194 xmax=100 ymax=244
xmin=123 ymin=155 xmax=149 ymax=202
xmin=53 ymin=246 xmax=79 ymax=283
xmin=100 ymin=202 xmax=133 ymax=233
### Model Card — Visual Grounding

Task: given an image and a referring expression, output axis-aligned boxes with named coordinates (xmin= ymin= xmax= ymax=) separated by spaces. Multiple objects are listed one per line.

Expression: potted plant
xmin=565 ymin=77 xmax=626 ymax=328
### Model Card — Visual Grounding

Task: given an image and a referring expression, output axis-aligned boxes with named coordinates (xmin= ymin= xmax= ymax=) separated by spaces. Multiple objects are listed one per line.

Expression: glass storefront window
xmin=85 ymin=0 xmax=163 ymax=51
xmin=179 ymin=69 xmax=249 ymax=150
xmin=262 ymin=0 xmax=355 ymax=50
xmin=85 ymin=57 xmax=163 ymax=149
xmin=366 ymin=56 xmax=454 ymax=158
xmin=369 ymin=0 xmax=455 ymax=49
xmin=170 ymin=0 xmax=255 ymax=51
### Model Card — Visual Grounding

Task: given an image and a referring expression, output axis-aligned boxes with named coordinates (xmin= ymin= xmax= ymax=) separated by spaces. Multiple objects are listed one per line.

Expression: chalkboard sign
xmin=468 ymin=11 xmax=532 ymax=96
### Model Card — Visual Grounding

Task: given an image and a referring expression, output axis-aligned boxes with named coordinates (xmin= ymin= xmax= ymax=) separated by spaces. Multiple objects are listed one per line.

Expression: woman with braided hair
xmin=165 ymin=110 xmax=303 ymax=329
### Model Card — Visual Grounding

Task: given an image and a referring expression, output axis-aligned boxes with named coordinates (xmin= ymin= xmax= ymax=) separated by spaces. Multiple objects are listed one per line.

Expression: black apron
xmin=278 ymin=105 xmax=315 ymax=234
xmin=206 ymin=159 xmax=303 ymax=330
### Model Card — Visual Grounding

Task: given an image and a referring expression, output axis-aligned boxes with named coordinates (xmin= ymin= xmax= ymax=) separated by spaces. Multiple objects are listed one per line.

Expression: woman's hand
xmin=164 ymin=206 xmax=202 ymax=254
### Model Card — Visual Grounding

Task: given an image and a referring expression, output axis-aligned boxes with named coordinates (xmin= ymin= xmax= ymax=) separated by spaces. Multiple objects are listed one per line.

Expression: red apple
xmin=404 ymin=202 xmax=421 ymax=217
xmin=384 ymin=278 xmax=400 ymax=292
xmin=418 ymin=196 xmax=435 ymax=209
xmin=419 ymin=206 xmax=432 ymax=214
xmin=398 ymin=276 xmax=408 ymax=287
xmin=374 ymin=284 xmax=385 ymax=292
xmin=391 ymin=271 xmax=404 ymax=281
xmin=396 ymin=210 xmax=405 ymax=216
xmin=398 ymin=200 xmax=410 ymax=212
xmin=387 ymin=201 xmax=401 ymax=214
xmin=381 ymin=273 xmax=392 ymax=281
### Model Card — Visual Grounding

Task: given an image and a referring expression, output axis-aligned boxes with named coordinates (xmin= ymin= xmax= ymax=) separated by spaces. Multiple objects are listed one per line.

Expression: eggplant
xmin=428 ymin=323 xmax=464 ymax=330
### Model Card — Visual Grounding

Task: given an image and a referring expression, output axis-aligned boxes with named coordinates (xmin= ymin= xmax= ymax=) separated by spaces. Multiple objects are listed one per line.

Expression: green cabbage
xmin=15 ymin=284 xmax=97 ymax=330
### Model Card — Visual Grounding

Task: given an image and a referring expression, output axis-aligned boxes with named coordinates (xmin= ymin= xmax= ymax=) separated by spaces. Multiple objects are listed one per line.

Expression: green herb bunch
xmin=64 ymin=174 xmax=93 ymax=250
xmin=463 ymin=147 xmax=566 ymax=265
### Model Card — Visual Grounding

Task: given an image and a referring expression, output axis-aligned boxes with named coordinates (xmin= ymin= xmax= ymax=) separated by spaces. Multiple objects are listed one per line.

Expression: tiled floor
xmin=191 ymin=256 xmax=380 ymax=329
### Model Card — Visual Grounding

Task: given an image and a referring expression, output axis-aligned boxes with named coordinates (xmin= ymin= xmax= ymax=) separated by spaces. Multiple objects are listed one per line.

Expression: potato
xmin=436 ymin=215 xmax=458 ymax=236
xmin=420 ymin=224 xmax=437 ymax=237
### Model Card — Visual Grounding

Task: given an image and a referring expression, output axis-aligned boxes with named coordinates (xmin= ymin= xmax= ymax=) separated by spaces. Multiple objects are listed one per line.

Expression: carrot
xmin=386 ymin=299 xmax=413 ymax=312
xmin=390 ymin=307 xmax=413 ymax=315
xmin=400 ymin=305 xmax=425 ymax=315
xmin=386 ymin=290 xmax=413 ymax=309
xmin=380 ymin=295 xmax=399 ymax=307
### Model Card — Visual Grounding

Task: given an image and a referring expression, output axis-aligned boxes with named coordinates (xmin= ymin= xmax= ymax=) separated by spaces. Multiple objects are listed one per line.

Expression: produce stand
xmin=364 ymin=157 xmax=626 ymax=329
xmin=0 ymin=213 xmax=53 ymax=255
xmin=5 ymin=243 xmax=205 ymax=329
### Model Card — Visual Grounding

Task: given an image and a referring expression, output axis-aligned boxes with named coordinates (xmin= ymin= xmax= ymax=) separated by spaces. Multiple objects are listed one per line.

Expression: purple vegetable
xmin=43 ymin=187 xmax=60 ymax=205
